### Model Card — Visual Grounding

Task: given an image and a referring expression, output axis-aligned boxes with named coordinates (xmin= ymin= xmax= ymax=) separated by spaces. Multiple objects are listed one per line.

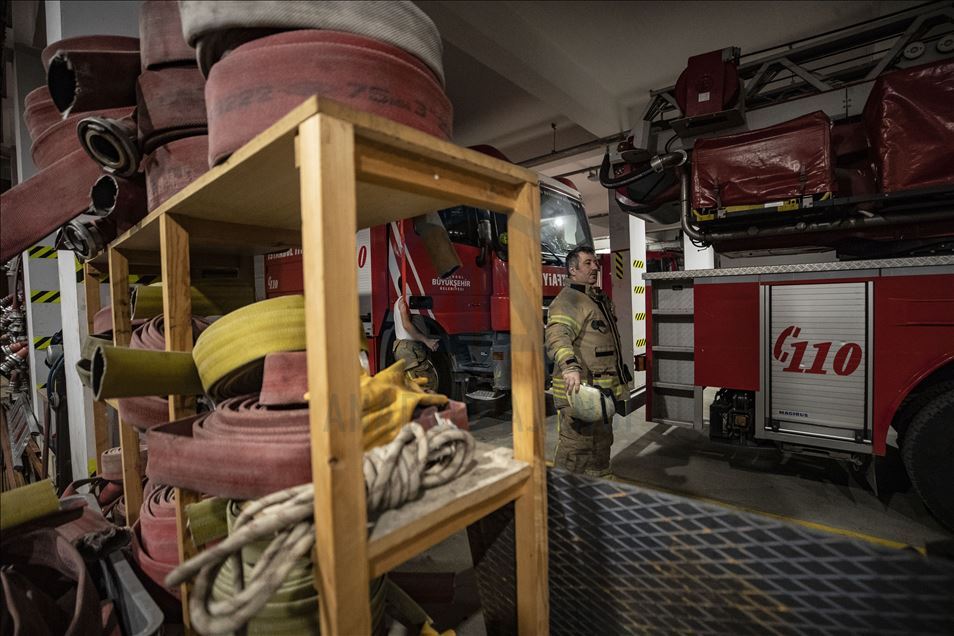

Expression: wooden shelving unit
xmin=106 ymin=97 xmax=549 ymax=634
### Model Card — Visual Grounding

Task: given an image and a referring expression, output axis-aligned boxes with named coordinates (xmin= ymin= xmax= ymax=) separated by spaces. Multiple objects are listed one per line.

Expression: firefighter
xmin=393 ymin=277 xmax=441 ymax=390
xmin=546 ymin=245 xmax=632 ymax=477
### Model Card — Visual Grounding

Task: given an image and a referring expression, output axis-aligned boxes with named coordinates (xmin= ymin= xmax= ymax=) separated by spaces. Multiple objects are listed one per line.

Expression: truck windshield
xmin=539 ymin=186 xmax=592 ymax=265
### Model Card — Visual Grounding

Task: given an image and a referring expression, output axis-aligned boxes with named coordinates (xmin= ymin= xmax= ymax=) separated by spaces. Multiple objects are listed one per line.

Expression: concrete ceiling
xmin=416 ymin=0 xmax=916 ymax=231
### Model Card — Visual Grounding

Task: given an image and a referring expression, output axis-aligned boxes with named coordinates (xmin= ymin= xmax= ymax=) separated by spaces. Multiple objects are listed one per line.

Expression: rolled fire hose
xmin=99 ymin=445 xmax=148 ymax=482
xmin=47 ymin=48 xmax=141 ymax=115
xmin=23 ymin=87 xmax=61 ymax=144
xmin=91 ymin=343 xmax=203 ymax=400
xmin=146 ymin=400 xmax=312 ymax=500
xmin=178 ymin=0 xmax=445 ymax=82
xmin=206 ymin=500 xmax=323 ymax=635
xmin=142 ymin=135 xmax=210 ymax=210
xmin=0 ymin=480 xmax=59 ymax=531
xmin=205 ymin=30 xmax=451 ymax=166
xmin=139 ymin=0 xmax=196 ymax=69
xmin=0 ymin=148 xmax=103 ymax=263
xmin=89 ymin=172 xmax=147 ymax=218
xmin=165 ymin=420 xmax=473 ymax=635
xmin=31 ymin=105 xmax=134 ymax=170
xmin=118 ymin=315 xmax=211 ymax=431
xmin=0 ymin=528 xmax=102 ymax=635
xmin=133 ymin=483 xmax=181 ymax=598
xmin=40 ymin=34 xmax=139 ymax=70
xmin=146 ymin=354 xmax=461 ymax=499
xmin=58 ymin=174 xmax=149 ymax=261
xmin=77 ymin=115 xmax=141 ymax=177
xmin=131 ymin=278 xmax=255 ymax=320
xmin=76 ymin=334 xmax=112 ymax=388
xmin=136 ymin=67 xmax=208 ymax=154
xmin=191 ymin=295 xmax=305 ymax=400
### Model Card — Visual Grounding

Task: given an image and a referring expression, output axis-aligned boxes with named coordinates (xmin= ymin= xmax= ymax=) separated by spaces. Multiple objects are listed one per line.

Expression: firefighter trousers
xmin=554 ymin=407 xmax=613 ymax=477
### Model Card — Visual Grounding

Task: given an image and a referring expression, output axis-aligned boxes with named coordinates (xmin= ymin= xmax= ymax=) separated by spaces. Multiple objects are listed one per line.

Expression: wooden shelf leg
xmin=108 ymin=249 xmax=143 ymax=525
xmin=84 ymin=263 xmax=109 ymax=474
xmin=298 ymin=113 xmax=371 ymax=635
xmin=159 ymin=213 xmax=199 ymax=632
xmin=508 ymin=183 xmax=550 ymax=635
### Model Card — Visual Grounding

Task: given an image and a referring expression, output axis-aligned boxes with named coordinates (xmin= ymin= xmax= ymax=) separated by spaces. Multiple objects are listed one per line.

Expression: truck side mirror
xmin=477 ymin=219 xmax=493 ymax=246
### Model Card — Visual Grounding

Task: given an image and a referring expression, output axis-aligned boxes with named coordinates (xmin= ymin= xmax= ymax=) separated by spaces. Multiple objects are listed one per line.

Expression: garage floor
xmin=393 ymin=404 xmax=951 ymax=635
xmin=469 ymin=406 xmax=951 ymax=547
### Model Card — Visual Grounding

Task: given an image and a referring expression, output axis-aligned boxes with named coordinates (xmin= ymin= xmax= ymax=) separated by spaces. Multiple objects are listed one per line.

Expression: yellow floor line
xmin=544 ymin=459 xmax=922 ymax=553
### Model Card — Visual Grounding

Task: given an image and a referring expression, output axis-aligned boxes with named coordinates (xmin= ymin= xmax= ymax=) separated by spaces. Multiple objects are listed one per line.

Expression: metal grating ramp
xmin=471 ymin=469 xmax=954 ymax=635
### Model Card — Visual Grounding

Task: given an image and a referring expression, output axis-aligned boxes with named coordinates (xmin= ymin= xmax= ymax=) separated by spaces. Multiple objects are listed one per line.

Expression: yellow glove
xmin=361 ymin=359 xmax=448 ymax=450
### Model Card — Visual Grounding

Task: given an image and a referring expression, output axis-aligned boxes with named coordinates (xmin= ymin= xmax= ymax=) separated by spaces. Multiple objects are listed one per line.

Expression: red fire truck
xmin=606 ymin=4 xmax=954 ymax=529
xmin=266 ymin=173 xmax=604 ymax=404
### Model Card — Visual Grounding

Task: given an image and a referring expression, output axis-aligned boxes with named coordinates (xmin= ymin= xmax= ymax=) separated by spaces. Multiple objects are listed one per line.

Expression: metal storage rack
xmin=99 ymin=98 xmax=550 ymax=634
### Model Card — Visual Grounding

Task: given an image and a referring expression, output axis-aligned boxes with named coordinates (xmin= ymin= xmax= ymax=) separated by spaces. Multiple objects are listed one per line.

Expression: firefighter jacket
xmin=546 ymin=283 xmax=631 ymax=408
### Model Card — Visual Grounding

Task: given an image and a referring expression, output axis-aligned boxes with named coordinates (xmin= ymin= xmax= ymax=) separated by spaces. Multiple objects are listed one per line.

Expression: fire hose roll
xmin=47 ymin=49 xmax=142 ymax=115
xmin=178 ymin=0 xmax=444 ymax=82
xmin=136 ymin=67 xmax=207 ymax=153
xmin=23 ymin=87 xmax=61 ymax=144
xmin=91 ymin=344 xmax=203 ymax=400
xmin=77 ymin=115 xmax=140 ymax=177
xmin=191 ymin=295 xmax=306 ymax=400
xmin=146 ymin=402 xmax=312 ymax=500
xmin=118 ymin=315 xmax=211 ymax=431
xmin=139 ymin=0 xmax=195 ymax=69
xmin=99 ymin=445 xmax=147 ymax=482
xmin=58 ymin=174 xmax=149 ymax=262
xmin=205 ymin=30 xmax=451 ymax=166
xmin=89 ymin=173 xmax=147 ymax=218
xmin=131 ymin=279 xmax=255 ymax=319
xmin=0 ymin=148 xmax=103 ymax=263
xmin=133 ymin=483 xmax=181 ymax=598
xmin=31 ymin=106 xmax=134 ymax=171
xmin=142 ymin=135 xmax=209 ymax=210
xmin=41 ymin=35 xmax=139 ymax=69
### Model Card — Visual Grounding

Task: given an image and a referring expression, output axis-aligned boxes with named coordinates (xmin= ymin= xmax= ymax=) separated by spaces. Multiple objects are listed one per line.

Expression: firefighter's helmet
xmin=566 ymin=383 xmax=616 ymax=422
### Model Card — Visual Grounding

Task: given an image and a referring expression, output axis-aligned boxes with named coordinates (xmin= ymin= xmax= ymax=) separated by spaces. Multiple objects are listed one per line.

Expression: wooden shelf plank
xmin=368 ymin=444 xmax=530 ymax=578
xmin=104 ymin=96 xmax=538 ymax=256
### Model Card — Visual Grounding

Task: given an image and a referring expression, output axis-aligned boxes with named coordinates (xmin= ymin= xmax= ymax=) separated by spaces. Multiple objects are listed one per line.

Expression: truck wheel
xmin=902 ymin=390 xmax=954 ymax=531
xmin=894 ymin=379 xmax=954 ymax=447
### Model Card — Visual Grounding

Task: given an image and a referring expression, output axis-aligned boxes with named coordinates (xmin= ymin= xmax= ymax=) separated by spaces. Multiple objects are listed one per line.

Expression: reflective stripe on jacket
xmin=545 ymin=283 xmax=627 ymax=406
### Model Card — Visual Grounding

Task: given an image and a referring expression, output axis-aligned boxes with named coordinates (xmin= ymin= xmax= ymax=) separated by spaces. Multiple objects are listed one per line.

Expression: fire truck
xmin=266 ymin=172 xmax=604 ymax=405
xmin=604 ymin=3 xmax=954 ymax=529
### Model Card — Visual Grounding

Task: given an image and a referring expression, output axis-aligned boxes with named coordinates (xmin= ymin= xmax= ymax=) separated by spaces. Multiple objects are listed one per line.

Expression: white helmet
xmin=566 ymin=384 xmax=616 ymax=422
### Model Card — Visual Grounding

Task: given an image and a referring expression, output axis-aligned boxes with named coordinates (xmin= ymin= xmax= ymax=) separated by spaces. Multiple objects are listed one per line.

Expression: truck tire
xmin=902 ymin=390 xmax=954 ymax=531
xmin=894 ymin=379 xmax=954 ymax=447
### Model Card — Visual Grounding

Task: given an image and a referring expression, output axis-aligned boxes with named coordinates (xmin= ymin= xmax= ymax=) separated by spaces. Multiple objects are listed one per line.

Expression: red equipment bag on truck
xmin=692 ymin=111 xmax=836 ymax=210
xmin=863 ymin=59 xmax=954 ymax=194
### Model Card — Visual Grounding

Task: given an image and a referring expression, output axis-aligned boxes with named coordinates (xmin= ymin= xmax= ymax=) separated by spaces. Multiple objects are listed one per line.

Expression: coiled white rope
xmin=166 ymin=419 xmax=475 ymax=634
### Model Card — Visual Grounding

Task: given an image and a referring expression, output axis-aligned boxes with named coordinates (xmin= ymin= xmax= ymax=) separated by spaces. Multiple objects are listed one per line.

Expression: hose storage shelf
xmin=98 ymin=96 xmax=549 ymax=634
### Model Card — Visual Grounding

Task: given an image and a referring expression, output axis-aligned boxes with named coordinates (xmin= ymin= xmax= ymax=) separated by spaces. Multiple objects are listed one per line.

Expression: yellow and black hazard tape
xmin=632 ymin=258 xmax=644 ymax=269
xmin=634 ymin=311 xmax=646 ymax=321
xmin=613 ymin=252 xmax=624 ymax=279
xmin=30 ymin=290 xmax=61 ymax=304
xmin=28 ymin=245 xmax=57 ymax=259
xmin=33 ymin=336 xmax=54 ymax=350
xmin=633 ymin=285 xmax=645 ymax=294
xmin=635 ymin=338 xmax=646 ymax=347
xmin=36 ymin=382 xmax=47 ymax=390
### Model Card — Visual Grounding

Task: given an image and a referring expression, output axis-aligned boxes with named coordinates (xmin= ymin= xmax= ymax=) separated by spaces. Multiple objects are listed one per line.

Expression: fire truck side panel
xmin=694 ymin=282 xmax=760 ymax=391
xmin=873 ymin=274 xmax=954 ymax=456
xmin=389 ymin=220 xmax=493 ymax=335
